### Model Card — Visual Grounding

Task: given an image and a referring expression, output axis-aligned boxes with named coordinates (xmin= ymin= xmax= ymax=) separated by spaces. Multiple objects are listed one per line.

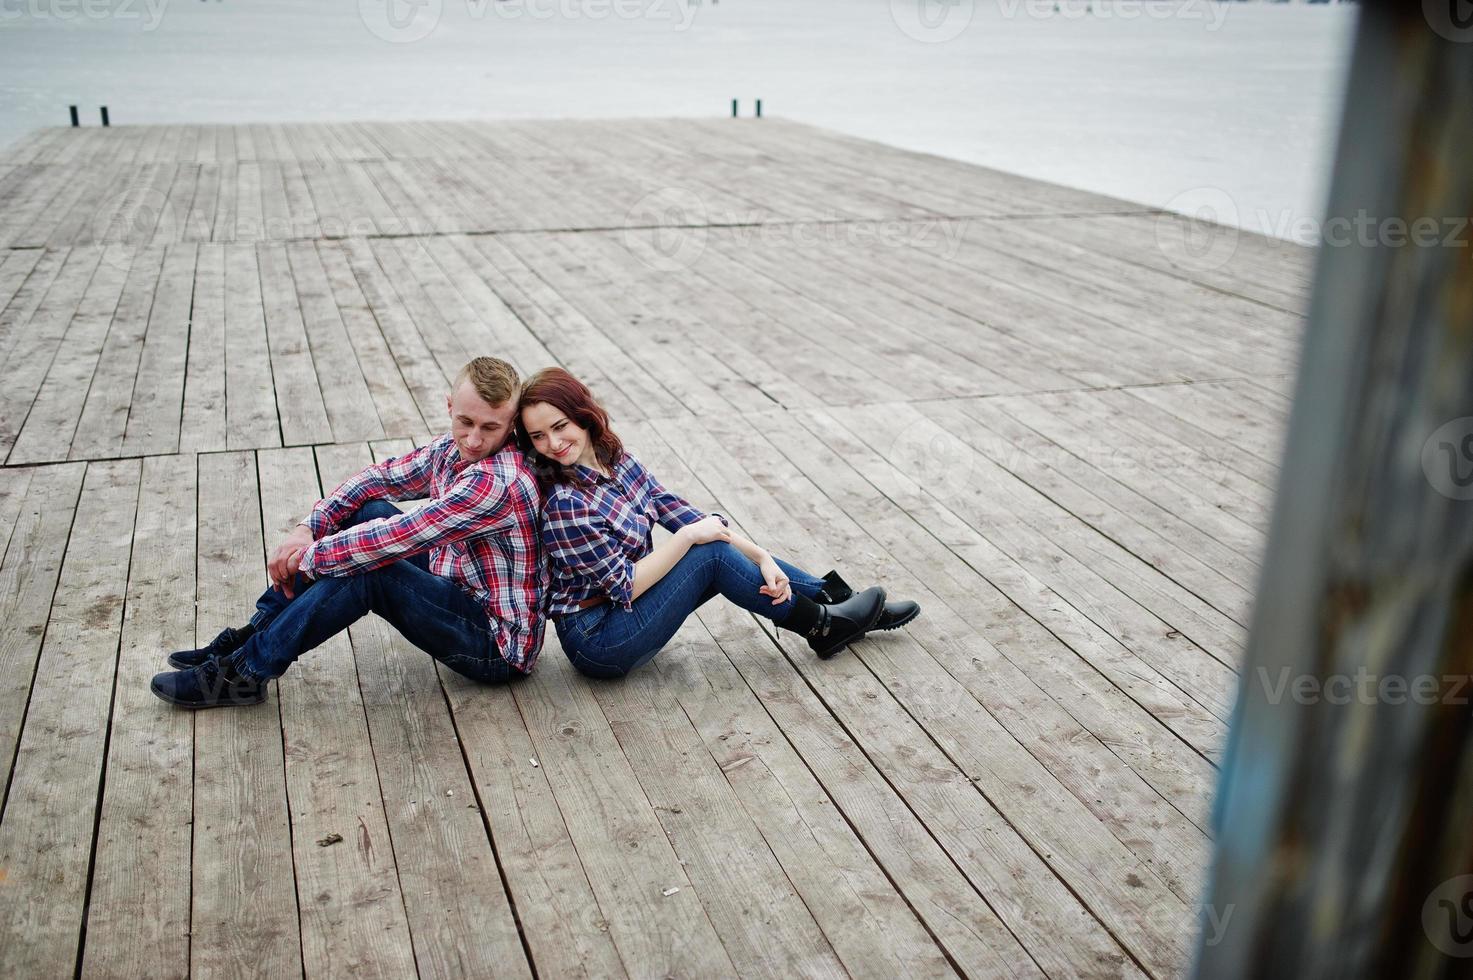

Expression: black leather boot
xmin=818 ymin=571 xmax=920 ymax=632
xmin=779 ymin=587 xmax=886 ymax=659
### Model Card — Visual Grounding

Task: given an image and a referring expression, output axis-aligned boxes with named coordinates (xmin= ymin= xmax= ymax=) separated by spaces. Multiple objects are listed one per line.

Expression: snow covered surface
xmin=0 ymin=0 xmax=1357 ymax=242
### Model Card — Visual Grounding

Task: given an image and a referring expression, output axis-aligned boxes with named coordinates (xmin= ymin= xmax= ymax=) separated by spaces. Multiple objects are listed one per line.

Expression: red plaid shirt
xmin=298 ymin=436 xmax=547 ymax=672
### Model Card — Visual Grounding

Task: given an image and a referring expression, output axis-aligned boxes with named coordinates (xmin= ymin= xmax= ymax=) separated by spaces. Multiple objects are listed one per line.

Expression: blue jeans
xmin=230 ymin=501 xmax=519 ymax=685
xmin=556 ymin=541 xmax=827 ymax=679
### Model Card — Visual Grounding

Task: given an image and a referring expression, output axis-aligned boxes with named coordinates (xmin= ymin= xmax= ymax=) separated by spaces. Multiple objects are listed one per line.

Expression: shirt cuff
xmin=297 ymin=540 xmax=321 ymax=579
xmin=304 ymin=508 xmax=333 ymax=539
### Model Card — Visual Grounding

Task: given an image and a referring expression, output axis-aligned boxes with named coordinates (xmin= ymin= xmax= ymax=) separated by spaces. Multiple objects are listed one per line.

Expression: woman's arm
xmin=630 ymin=516 xmax=730 ymax=600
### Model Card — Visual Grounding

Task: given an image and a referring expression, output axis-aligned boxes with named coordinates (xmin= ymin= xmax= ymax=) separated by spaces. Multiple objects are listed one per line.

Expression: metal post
xmin=69 ymin=105 xmax=79 ymax=127
xmin=755 ymin=99 xmax=762 ymax=118
xmin=100 ymin=106 xmax=109 ymax=127
xmin=1197 ymin=2 xmax=1473 ymax=977
xmin=731 ymin=99 xmax=738 ymax=118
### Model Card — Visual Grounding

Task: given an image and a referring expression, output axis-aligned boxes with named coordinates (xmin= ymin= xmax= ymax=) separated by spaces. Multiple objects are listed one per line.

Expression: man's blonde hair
xmin=453 ymin=357 xmax=521 ymax=407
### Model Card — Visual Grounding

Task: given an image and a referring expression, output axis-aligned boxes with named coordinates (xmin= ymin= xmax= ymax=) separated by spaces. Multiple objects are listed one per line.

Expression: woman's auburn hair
xmin=516 ymin=367 xmax=624 ymax=491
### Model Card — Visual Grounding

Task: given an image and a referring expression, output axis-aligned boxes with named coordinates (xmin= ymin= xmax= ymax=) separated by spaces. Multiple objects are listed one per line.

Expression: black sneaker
xmin=168 ymin=624 xmax=255 ymax=670
xmin=818 ymin=571 xmax=920 ymax=632
xmin=151 ymin=656 xmax=267 ymax=709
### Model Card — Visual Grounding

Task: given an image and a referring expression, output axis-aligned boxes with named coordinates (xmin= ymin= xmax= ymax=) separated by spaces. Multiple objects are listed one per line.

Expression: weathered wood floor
xmin=0 ymin=118 xmax=1312 ymax=978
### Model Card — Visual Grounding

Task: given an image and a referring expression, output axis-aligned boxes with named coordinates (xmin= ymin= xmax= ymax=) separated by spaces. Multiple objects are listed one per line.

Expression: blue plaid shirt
xmin=541 ymin=451 xmax=721 ymax=615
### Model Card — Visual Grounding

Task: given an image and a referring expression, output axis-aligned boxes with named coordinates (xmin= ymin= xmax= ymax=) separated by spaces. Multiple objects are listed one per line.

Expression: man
xmin=152 ymin=357 xmax=546 ymax=709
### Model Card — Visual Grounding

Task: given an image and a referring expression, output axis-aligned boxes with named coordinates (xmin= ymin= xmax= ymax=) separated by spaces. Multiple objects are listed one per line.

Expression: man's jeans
xmin=230 ymin=501 xmax=518 ymax=684
xmin=554 ymin=541 xmax=827 ymax=679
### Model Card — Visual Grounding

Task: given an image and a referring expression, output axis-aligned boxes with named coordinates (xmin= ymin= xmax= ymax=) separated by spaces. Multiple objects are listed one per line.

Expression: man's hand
xmin=269 ymin=524 xmax=315 ymax=598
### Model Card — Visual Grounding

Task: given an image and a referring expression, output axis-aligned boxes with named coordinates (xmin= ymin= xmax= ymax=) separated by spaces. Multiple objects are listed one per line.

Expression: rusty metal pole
xmin=1197 ymin=3 xmax=1473 ymax=978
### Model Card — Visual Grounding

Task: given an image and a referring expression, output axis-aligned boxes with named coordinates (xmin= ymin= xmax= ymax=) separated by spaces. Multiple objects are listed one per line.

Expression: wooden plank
xmin=637 ymin=626 xmax=956 ymax=979
xmin=62 ymin=245 xmax=169 ymax=461
xmin=584 ymin=633 xmax=851 ymax=978
xmin=365 ymin=238 xmax=473 ymax=382
xmin=509 ymin=654 xmax=739 ymax=977
xmin=837 ymin=401 xmax=1232 ymax=758
xmin=313 ymin=241 xmax=429 ymax=441
xmin=0 ymin=248 xmax=49 ymax=352
xmin=316 ymin=441 xmax=538 ymax=980
xmin=0 ymin=246 xmax=103 ymax=442
xmin=0 ymin=463 xmax=87 ymax=796
xmin=283 ymin=241 xmax=386 ymax=443
xmin=191 ymin=451 xmax=302 ymax=978
xmin=179 ymin=244 xmax=228 ymax=453
xmin=954 ymin=394 xmax=1257 ymax=623
xmin=256 ymin=446 xmax=419 ymax=978
xmin=787 ymin=406 xmax=1219 ymax=828
xmin=332 ymin=238 xmax=451 ymax=427
xmin=0 ymin=460 xmax=140 ymax=979
xmin=256 ymin=243 xmax=332 ymax=445
xmin=223 ymin=243 xmax=282 ymax=449
xmin=120 ymin=243 xmax=200 ymax=457
xmin=567 ymin=232 xmax=809 ymax=416
xmin=81 ymin=454 xmax=196 ymax=980
xmin=4 ymin=246 xmax=130 ymax=465
xmin=651 ymin=415 xmax=1190 ymax=977
xmin=420 ymin=234 xmax=558 ymax=374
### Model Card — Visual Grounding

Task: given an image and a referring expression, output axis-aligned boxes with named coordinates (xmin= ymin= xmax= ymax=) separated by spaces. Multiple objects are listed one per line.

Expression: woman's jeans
xmin=556 ymin=541 xmax=828 ymax=679
xmin=229 ymin=501 xmax=518 ymax=685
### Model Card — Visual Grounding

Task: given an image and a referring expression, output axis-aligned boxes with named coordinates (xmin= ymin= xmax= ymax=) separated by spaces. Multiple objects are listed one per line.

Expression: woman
xmin=517 ymin=367 xmax=920 ymax=680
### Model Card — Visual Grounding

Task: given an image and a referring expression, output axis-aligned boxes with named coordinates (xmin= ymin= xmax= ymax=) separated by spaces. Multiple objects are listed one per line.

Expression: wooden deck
xmin=0 ymin=118 xmax=1312 ymax=978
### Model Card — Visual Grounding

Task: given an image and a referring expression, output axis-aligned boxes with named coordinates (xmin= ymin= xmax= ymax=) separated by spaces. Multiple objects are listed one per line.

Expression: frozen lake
xmin=0 ymin=0 xmax=1356 ymax=242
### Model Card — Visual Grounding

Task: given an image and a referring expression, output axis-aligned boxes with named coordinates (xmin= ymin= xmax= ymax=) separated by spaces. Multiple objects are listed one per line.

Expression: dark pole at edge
xmin=1196 ymin=3 xmax=1473 ymax=977
xmin=69 ymin=105 xmax=79 ymax=127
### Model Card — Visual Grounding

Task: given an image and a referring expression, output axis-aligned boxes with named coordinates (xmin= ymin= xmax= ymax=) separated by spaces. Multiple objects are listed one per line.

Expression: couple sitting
xmin=151 ymin=357 xmax=919 ymax=709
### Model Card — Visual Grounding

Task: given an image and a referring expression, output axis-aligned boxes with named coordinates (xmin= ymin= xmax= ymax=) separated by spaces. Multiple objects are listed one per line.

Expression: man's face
xmin=446 ymin=381 xmax=518 ymax=463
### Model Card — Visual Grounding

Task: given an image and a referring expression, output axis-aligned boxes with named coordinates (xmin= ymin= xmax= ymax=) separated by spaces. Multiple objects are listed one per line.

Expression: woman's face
xmin=521 ymin=401 xmax=595 ymax=469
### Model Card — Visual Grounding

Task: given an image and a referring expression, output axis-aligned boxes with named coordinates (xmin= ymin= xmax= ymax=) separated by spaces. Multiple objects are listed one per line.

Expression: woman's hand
xmin=680 ymin=515 xmax=732 ymax=546
xmin=758 ymin=555 xmax=792 ymax=605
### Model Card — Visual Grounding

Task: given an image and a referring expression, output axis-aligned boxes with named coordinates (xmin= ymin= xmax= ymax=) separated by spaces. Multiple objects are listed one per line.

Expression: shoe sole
xmin=150 ymin=682 xmax=267 ymax=709
xmin=872 ymin=607 xmax=921 ymax=632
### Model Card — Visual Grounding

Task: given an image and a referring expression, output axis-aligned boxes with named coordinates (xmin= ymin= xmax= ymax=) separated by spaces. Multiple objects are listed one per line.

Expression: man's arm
xmin=297 ymin=462 xmax=524 ymax=580
xmin=268 ymin=440 xmax=440 ymax=594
